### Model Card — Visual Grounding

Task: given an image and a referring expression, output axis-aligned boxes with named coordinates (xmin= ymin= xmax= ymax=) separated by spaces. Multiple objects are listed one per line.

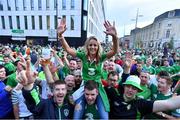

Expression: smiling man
xmin=107 ymin=75 xmax=180 ymax=119
xmin=18 ymin=59 xmax=74 ymax=119
xmin=83 ymin=80 xmax=100 ymax=119
xmin=22 ymin=80 xmax=74 ymax=119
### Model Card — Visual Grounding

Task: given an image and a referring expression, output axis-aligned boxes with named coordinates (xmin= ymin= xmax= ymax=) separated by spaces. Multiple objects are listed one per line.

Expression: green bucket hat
xmin=155 ymin=67 xmax=161 ymax=74
xmin=123 ymin=75 xmax=143 ymax=92
xmin=145 ymin=67 xmax=156 ymax=75
xmin=173 ymin=65 xmax=180 ymax=73
xmin=167 ymin=67 xmax=175 ymax=75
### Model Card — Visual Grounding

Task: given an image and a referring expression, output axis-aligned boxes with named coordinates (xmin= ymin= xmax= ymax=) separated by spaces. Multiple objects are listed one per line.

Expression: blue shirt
xmin=0 ymin=81 xmax=13 ymax=118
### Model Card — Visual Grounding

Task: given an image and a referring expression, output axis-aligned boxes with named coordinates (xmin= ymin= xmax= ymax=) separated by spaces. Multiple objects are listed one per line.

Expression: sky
xmin=106 ymin=0 xmax=180 ymax=37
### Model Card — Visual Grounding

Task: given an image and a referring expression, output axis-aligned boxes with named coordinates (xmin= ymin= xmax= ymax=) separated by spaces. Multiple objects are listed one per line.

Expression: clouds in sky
xmin=106 ymin=0 xmax=180 ymax=37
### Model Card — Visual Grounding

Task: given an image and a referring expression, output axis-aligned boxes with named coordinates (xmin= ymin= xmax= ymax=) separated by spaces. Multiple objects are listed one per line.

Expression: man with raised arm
xmin=17 ymin=58 xmax=74 ymax=119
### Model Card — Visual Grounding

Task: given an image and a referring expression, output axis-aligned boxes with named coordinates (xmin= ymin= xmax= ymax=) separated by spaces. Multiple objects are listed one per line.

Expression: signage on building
xmin=11 ymin=29 xmax=24 ymax=36
xmin=12 ymin=29 xmax=24 ymax=34
xmin=11 ymin=29 xmax=25 ymax=41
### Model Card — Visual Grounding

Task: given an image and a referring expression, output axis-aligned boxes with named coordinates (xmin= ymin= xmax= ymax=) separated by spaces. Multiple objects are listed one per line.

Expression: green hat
xmin=167 ymin=67 xmax=175 ymax=75
xmin=123 ymin=75 xmax=143 ymax=92
xmin=145 ymin=67 xmax=156 ymax=75
xmin=149 ymin=68 xmax=156 ymax=75
xmin=173 ymin=65 xmax=180 ymax=73
xmin=155 ymin=67 xmax=161 ymax=74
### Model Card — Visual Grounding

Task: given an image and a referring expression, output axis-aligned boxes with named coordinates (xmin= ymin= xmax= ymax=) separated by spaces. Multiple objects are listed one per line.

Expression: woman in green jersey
xmin=57 ymin=18 xmax=119 ymax=119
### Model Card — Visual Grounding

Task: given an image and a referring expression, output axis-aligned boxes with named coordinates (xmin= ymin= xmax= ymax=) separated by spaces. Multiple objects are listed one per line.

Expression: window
xmin=83 ymin=0 xmax=88 ymax=11
xmin=9 ymin=16 xmax=12 ymax=29
xmin=46 ymin=0 xmax=49 ymax=10
xmin=7 ymin=0 xmax=11 ymax=10
xmin=158 ymin=22 xmax=161 ymax=28
xmin=167 ymin=24 xmax=172 ymax=27
xmin=15 ymin=0 xmax=19 ymax=10
xmin=83 ymin=15 xmax=87 ymax=31
xmin=54 ymin=16 xmax=57 ymax=29
xmin=168 ymin=11 xmax=175 ymax=17
xmin=89 ymin=4 xmax=92 ymax=16
xmin=62 ymin=0 xmax=66 ymax=10
xmin=32 ymin=16 xmax=35 ymax=29
xmin=24 ymin=16 xmax=28 ymax=29
xmin=149 ymin=33 xmax=151 ymax=40
xmin=23 ymin=0 xmax=27 ymax=10
xmin=31 ymin=0 xmax=34 ymax=10
xmin=152 ymin=32 xmax=155 ymax=39
xmin=16 ymin=16 xmax=20 ymax=29
xmin=166 ymin=30 xmax=170 ymax=38
xmin=38 ymin=0 xmax=42 ymax=10
xmin=70 ymin=15 xmax=74 ymax=30
xmin=71 ymin=0 xmax=75 ymax=9
xmin=157 ymin=31 xmax=159 ymax=39
xmin=39 ymin=16 xmax=42 ymax=29
xmin=0 ymin=1 xmax=3 ymax=11
xmin=47 ymin=16 xmax=50 ymax=29
xmin=1 ymin=16 xmax=5 ymax=29
xmin=54 ymin=0 xmax=57 ymax=10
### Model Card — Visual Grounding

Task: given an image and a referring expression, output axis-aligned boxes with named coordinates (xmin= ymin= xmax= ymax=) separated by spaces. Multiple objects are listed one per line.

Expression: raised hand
xmin=48 ymin=62 xmax=58 ymax=74
xmin=123 ymin=58 xmax=132 ymax=74
xmin=17 ymin=57 xmax=37 ymax=89
xmin=104 ymin=20 xmax=117 ymax=37
xmin=124 ymin=58 xmax=132 ymax=69
xmin=26 ymin=58 xmax=37 ymax=84
xmin=57 ymin=18 xmax=67 ymax=37
xmin=16 ymin=70 xmax=28 ymax=86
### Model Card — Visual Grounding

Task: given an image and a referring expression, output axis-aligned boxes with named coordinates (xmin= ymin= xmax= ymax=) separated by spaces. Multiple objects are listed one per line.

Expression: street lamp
xmin=131 ymin=8 xmax=143 ymax=29
xmin=131 ymin=8 xmax=143 ymax=48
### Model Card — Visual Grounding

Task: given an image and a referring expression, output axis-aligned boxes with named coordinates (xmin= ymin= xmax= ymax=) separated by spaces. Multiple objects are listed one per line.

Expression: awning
xmin=48 ymin=38 xmax=57 ymax=41
xmin=11 ymin=37 xmax=26 ymax=41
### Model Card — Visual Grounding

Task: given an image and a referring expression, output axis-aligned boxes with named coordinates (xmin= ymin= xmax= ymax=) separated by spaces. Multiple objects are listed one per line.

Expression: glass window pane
xmin=47 ymin=16 xmax=50 ymax=29
xmin=17 ymin=16 xmax=20 ymax=29
xmin=70 ymin=15 xmax=74 ymax=30
xmin=0 ymin=1 xmax=3 ymax=11
xmin=39 ymin=16 xmax=42 ymax=29
xmin=71 ymin=0 xmax=74 ymax=9
xmin=1 ymin=16 xmax=5 ymax=29
xmin=7 ymin=0 xmax=11 ymax=10
xmin=62 ymin=0 xmax=66 ymax=10
xmin=38 ymin=0 xmax=42 ymax=10
xmin=31 ymin=0 xmax=34 ymax=10
xmin=24 ymin=16 xmax=28 ymax=29
xmin=9 ymin=16 xmax=12 ymax=29
xmin=32 ymin=16 xmax=35 ymax=29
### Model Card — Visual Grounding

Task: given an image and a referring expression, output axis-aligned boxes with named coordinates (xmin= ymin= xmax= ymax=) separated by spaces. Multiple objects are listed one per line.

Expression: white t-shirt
xmin=11 ymin=89 xmax=32 ymax=117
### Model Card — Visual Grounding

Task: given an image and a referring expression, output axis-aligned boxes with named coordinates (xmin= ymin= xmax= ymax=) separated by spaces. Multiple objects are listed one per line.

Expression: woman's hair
xmin=84 ymin=36 xmax=103 ymax=63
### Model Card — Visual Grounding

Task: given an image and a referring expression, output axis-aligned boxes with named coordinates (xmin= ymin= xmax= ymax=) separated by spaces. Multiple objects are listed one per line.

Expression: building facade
xmin=120 ymin=35 xmax=131 ymax=49
xmin=0 ymin=0 xmax=106 ymax=48
xmin=130 ymin=9 xmax=180 ymax=49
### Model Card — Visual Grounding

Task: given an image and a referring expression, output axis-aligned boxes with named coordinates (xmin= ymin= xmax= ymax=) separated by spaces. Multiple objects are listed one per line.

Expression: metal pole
xmin=135 ymin=8 xmax=139 ymax=28
xmin=56 ymin=0 xmax=58 ymax=47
